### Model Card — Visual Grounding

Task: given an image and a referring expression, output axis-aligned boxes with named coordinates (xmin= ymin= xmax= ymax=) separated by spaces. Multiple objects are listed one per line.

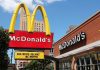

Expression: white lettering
xmin=81 ymin=32 xmax=86 ymax=40
xmin=47 ymin=39 xmax=51 ymax=42
xmin=27 ymin=37 xmax=31 ymax=41
xmin=36 ymin=38 xmax=40 ymax=42
xmin=21 ymin=36 xmax=26 ymax=41
xmin=31 ymin=38 xmax=35 ymax=42
xmin=77 ymin=34 xmax=81 ymax=42
xmin=9 ymin=36 xmax=51 ymax=43
xmin=59 ymin=32 xmax=86 ymax=50
xmin=42 ymin=38 xmax=46 ymax=42
xmin=9 ymin=36 xmax=16 ymax=41
xmin=16 ymin=37 xmax=20 ymax=41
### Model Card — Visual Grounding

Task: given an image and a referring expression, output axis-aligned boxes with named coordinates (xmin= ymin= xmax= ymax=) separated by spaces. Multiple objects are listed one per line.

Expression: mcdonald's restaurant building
xmin=53 ymin=12 xmax=100 ymax=70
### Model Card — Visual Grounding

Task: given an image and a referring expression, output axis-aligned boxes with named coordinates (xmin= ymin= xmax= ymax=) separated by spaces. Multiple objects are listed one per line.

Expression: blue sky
xmin=0 ymin=0 xmax=100 ymax=63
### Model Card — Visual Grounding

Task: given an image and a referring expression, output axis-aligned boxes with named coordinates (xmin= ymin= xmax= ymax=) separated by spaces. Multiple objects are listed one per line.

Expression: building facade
xmin=54 ymin=12 xmax=100 ymax=70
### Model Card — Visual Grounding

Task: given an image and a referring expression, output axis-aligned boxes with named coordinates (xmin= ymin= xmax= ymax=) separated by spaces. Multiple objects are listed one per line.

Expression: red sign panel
xmin=8 ymin=30 xmax=53 ymax=49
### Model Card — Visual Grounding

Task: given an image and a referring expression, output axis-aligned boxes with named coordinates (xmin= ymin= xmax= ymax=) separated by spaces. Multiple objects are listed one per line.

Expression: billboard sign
xmin=15 ymin=52 xmax=44 ymax=60
xmin=9 ymin=30 xmax=53 ymax=49
xmin=8 ymin=3 xmax=53 ymax=49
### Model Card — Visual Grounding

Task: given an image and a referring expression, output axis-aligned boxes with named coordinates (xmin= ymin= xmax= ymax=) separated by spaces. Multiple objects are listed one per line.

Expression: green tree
xmin=0 ymin=27 xmax=10 ymax=70
xmin=24 ymin=60 xmax=40 ymax=70
xmin=24 ymin=59 xmax=53 ymax=70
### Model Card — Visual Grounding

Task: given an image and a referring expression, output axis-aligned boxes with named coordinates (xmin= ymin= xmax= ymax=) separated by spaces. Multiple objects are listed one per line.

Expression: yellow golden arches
xmin=29 ymin=5 xmax=51 ymax=35
xmin=9 ymin=3 xmax=31 ymax=33
xmin=9 ymin=3 xmax=51 ymax=35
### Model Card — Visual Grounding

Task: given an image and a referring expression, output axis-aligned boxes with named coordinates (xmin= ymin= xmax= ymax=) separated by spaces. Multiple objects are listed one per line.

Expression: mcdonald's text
xmin=9 ymin=36 xmax=51 ymax=42
xmin=8 ymin=30 xmax=53 ymax=49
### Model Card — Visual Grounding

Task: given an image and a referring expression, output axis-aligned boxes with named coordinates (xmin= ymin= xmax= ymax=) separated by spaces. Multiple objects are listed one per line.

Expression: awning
xmin=56 ymin=40 xmax=100 ymax=59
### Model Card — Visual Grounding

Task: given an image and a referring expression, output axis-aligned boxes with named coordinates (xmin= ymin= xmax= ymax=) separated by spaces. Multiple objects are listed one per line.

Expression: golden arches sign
xmin=9 ymin=3 xmax=51 ymax=35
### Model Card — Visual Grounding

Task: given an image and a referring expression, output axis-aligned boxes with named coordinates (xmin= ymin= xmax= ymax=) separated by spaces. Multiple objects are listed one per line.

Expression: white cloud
xmin=0 ymin=0 xmax=18 ymax=12
xmin=33 ymin=0 xmax=64 ymax=4
xmin=0 ymin=0 xmax=64 ymax=13
xmin=46 ymin=0 xmax=63 ymax=3
xmin=20 ymin=0 xmax=36 ymax=10
xmin=0 ymin=0 xmax=36 ymax=13
xmin=34 ymin=0 xmax=44 ymax=4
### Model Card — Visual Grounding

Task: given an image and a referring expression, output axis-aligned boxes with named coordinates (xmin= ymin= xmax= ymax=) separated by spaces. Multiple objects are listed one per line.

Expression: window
xmin=50 ymin=48 xmax=54 ymax=53
xmin=77 ymin=52 xmax=100 ymax=70
xmin=59 ymin=60 xmax=71 ymax=70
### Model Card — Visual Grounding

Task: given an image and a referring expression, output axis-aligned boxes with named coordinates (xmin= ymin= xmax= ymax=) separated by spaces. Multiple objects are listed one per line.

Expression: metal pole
xmin=11 ymin=49 xmax=13 ymax=64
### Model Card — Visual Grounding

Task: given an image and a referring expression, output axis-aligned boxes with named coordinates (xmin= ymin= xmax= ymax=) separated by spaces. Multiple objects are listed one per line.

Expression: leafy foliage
xmin=0 ymin=27 xmax=10 ymax=70
xmin=24 ymin=59 xmax=54 ymax=70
